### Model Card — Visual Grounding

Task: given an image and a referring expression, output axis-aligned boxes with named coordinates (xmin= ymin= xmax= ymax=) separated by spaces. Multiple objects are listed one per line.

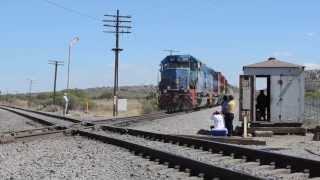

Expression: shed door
xmin=239 ymin=75 xmax=255 ymax=122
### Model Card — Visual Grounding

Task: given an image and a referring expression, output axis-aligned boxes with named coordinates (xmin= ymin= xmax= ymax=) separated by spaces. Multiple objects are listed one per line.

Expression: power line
xmin=103 ymin=9 xmax=132 ymax=117
xmin=41 ymin=0 xmax=100 ymax=22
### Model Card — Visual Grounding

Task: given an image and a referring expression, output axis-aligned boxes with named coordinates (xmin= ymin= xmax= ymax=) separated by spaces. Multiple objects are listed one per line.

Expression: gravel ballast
xmin=130 ymin=103 xmax=320 ymax=164
xmin=0 ymin=134 xmax=198 ymax=180
xmin=249 ymin=134 xmax=320 ymax=161
xmin=130 ymin=107 xmax=218 ymax=135
xmin=0 ymin=109 xmax=42 ymax=132
xmin=92 ymin=130 xmax=311 ymax=180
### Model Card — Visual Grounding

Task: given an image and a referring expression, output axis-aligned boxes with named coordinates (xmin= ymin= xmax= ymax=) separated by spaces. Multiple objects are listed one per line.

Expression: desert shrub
xmin=54 ymin=89 xmax=95 ymax=111
xmin=35 ymin=93 xmax=51 ymax=100
xmin=98 ymin=91 xmax=113 ymax=99
xmin=140 ymin=92 xmax=159 ymax=114
xmin=305 ymin=91 xmax=320 ymax=98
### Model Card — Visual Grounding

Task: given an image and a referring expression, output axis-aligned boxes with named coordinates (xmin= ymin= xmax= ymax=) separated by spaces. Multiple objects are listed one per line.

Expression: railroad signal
xmin=103 ymin=9 xmax=132 ymax=117
xmin=49 ymin=60 xmax=64 ymax=105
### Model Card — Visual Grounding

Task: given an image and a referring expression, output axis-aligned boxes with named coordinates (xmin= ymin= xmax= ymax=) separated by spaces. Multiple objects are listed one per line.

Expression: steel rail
xmin=77 ymin=129 xmax=262 ymax=180
xmin=14 ymin=129 xmax=65 ymax=139
xmin=0 ymin=126 xmax=53 ymax=135
xmin=1 ymin=105 xmax=81 ymax=123
xmin=0 ymin=106 xmax=56 ymax=126
xmin=97 ymin=125 xmax=320 ymax=178
xmin=91 ymin=111 xmax=177 ymax=124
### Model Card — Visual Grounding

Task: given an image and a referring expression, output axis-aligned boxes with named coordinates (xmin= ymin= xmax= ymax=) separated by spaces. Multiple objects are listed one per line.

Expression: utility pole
xmin=163 ymin=49 xmax=180 ymax=56
xmin=27 ymin=79 xmax=35 ymax=107
xmin=67 ymin=37 xmax=80 ymax=91
xmin=5 ymin=90 xmax=8 ymax=103
xmin=103 ymin=9 xmax=132 ymax=117
xmin=49 ymin=60 xmax=64 ymax=105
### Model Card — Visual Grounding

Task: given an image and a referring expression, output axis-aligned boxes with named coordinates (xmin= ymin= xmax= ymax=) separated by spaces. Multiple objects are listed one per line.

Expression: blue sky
xmin=1 ymin=0 xmax=320 ymax=93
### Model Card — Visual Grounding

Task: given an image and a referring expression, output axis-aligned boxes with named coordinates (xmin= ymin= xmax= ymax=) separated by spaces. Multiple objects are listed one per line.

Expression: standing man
xmin=257 ymin=90 xmax=267 ymax=121
xmin=221 ymin=95 xmax=229 ymax=115
xmin=63 ymin=93 xmax=69 ymax=116
xmin=225 ymin=95 xmax=236 ymax=136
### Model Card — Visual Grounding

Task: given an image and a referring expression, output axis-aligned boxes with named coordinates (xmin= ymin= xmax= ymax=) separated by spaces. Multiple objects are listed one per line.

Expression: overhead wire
xmin=40 ymin=0 xmax=101 ymax=22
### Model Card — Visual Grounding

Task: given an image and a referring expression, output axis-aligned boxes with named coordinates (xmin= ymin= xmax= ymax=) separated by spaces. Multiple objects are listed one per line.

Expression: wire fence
xmin=304 ymin=78 xmax=320 ymax=123
xmin=305 ymin=96 xmax=320 ymax=122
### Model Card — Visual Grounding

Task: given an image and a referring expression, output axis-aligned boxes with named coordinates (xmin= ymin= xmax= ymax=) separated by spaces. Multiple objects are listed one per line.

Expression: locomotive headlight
xmin=164 ymin=89 xmax=167 ymax=93
xmin=167 ymin=86 xmax=171 ymax=90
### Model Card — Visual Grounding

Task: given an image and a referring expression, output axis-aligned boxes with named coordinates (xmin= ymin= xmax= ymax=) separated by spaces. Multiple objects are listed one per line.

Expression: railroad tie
xmin=0 ymin=135 xmax=16 ymax=144
xmin=277 ymin=172 xmax=309 ymax=180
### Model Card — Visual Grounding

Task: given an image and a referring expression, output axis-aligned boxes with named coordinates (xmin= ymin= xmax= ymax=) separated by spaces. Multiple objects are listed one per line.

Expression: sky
xmin=1 ymin=0 xmax=320 ymax=94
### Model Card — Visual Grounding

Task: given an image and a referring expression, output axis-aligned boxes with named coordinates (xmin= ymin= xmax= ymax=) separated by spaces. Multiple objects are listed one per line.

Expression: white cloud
xmin=306 ymin=32 xmax=316 ymax=37
xmin=304 ymin=63 xmax=320 ymax=70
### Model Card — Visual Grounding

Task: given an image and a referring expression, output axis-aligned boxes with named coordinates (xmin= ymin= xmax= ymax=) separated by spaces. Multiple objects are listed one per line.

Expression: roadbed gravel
xmin=129 ymin=107 xmax=320 ymax=163
xmin=129 ymin=107 xmax=219 ymax=135
xmin=0 ymin=109 xmax=42 ymax=132
xmin=249 ymin=134 xmax=320 ymax=161
xmin=93 ymin=130 xmax=310 ymax=180
xmin=0 ymin=134 xmax=197 ymax=180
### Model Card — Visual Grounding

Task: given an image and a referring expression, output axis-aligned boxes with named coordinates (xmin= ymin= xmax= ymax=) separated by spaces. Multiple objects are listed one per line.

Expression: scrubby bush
xmin=140 ymin=92 xmax=159 ymax=114
xmin=305 ymin=91 xmax=320 ymax=98
xmin=98 ymin=91 xmax=113 ymax=99
xmin=54 ymin=89 xmax=95 ymax=111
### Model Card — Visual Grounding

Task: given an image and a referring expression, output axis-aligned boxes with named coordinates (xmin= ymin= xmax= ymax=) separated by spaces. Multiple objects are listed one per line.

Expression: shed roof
xmin=244 ymin=57 xmax=304 ymax=69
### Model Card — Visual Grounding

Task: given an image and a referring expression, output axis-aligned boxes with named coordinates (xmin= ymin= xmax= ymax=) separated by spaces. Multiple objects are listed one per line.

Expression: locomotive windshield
xmin=160 ymin=68 xmax=190 ymax=90
xmin=162 ymin=62 xmax=198 ymax=70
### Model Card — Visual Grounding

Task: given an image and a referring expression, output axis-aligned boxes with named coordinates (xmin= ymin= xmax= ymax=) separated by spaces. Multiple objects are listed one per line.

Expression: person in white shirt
xmin=63 ymin=93 xmax=69 ymax=116
xmin=210 ymin=111 xmax=228 ymax=136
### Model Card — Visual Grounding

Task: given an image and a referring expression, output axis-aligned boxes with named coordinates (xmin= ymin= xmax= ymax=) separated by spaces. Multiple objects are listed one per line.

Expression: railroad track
xmin=0 ymin=105 xmax=185 ymax=127
xmin=0 ymin=105 xmax=81 ymax=123
xmin=1 ymin=105 xmax=320 ymax=179
xmin=78 ymin=129 xmax=260 ymax=180
xmin=78 ymin=124 xmax=320 ymax=180
xmin=91 ymin=111 xmax=185 ymax=126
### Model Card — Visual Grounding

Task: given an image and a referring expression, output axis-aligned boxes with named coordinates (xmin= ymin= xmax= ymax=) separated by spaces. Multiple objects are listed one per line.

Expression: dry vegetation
xmin=1 ymin=85 xmax=159 ymax=118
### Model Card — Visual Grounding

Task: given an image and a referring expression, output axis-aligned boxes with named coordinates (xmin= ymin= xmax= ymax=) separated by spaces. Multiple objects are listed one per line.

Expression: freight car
xmin=158 ymin=55 xmax=228 ymax=112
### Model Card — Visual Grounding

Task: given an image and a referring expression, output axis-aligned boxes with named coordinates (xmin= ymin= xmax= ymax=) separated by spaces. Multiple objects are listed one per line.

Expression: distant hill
xmin=82 ymin=85 xmax=157 ymax=99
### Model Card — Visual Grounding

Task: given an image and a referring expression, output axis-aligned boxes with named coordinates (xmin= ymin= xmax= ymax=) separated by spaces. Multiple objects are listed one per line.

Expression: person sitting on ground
xmin=210 ymin=111 xmax=228 ymax=136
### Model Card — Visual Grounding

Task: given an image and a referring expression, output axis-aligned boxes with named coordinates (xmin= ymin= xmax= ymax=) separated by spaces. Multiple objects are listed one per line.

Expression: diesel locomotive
xmin=158 ymin=55 xmax=228 ymax=112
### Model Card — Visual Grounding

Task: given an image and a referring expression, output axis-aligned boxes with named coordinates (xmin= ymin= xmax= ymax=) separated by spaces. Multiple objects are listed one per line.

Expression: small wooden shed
xmin=240 ymin=57 xmax=305 ymax=123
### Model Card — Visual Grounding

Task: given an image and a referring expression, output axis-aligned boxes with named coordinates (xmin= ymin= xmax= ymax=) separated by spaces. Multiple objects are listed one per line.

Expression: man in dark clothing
xmin=224 ymin=95 xmax=235 ymax=136
xmin=257 ymin=90 xmax=267 ymax=121
xmin=221 ymin=95 xmax=229 ymax=115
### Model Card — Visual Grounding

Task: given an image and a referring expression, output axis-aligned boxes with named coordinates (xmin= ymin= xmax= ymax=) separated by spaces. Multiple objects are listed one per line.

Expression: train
xmin=158 ymin=55 xmax=228 ymax=112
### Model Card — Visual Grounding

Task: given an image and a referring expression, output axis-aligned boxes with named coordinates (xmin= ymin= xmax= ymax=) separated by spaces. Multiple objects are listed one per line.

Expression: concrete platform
xmin=248 ymin=127 xmax=307 ymax=135
xmin=250 ymin=122 xmax=303 ymax=127
xmin=194 ymin=130 xmax=266 ymax=145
